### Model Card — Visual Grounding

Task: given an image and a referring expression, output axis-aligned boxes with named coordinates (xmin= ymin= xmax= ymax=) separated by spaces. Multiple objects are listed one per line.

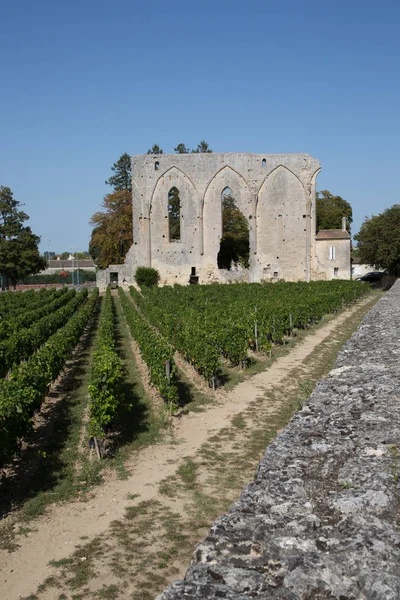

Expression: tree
xmin=168 ymin=187 xmax=181 ymax=241
xmin=90 ymin=154 xmax=134 ymax=268
xmin=146 ymin=144 xmax=163 ymax=155
xmin=217 ymin=190 xmax=249 ymax=269
xmin=316 ymin=190 xmax=353 ymax=233
xmin=89 ymin=190 xmax=133 ymax=268
xmin=0 ymin=186 xmax=46 ymax=289
xmin=60 ymin=252 xmax=70 ymax=260
xmin=192 ymin=140 xmax=212 ymax=153
xmin=354 ymin=205 xmax=400 ymax=275
xmin=174 ymin=143 xmax=190 ymax=154
xmin=105 ymin=153 xmax=132 ymax=192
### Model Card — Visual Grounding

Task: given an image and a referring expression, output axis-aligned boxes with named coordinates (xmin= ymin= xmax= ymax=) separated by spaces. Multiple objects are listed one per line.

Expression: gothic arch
xmin=202 ymin=165 xmax=254 ymax=267
xmin=257 ymin=165 xmax=308 ymax=280
xmin=203 ymin=165 xmax=250 ymax=210
xmin=257 ymin=164 xmax=302 ymax=205
xmin=149 ymin=166 xmax=196 ymax=217
xmin=148 ymin=165 xmax=200 ymax=268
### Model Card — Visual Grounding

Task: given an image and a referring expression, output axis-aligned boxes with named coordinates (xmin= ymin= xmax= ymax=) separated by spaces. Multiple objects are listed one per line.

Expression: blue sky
xmin=1 ymin=0 xmax=399 ymax=253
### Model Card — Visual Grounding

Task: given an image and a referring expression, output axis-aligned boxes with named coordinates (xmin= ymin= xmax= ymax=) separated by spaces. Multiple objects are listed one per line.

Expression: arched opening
xmin=168 ymin=186 xmax=181 ymax=241
xmin=155 ymin=161 xmax=159 ymax=170
xmin=262 ymin=158 xmax=266 ymax=168
xmin=217 ymin=187 xmax=250 ymax=269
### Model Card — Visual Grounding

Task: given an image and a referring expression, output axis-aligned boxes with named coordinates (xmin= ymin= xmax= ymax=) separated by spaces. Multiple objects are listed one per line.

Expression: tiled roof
xmin=316 ymin=229 xmax=350 ymax=240
xmin=48 ymin=260 xmax=95 ymax=268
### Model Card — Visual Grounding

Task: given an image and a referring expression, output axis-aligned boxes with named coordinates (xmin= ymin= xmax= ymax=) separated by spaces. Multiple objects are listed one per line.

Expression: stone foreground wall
xmin=158 ymin=282 xmax=400 ymax=600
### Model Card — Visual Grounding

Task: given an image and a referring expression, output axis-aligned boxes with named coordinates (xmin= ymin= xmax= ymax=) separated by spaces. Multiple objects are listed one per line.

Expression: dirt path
xmin=0 ymin=294 xmax=379 ymax=600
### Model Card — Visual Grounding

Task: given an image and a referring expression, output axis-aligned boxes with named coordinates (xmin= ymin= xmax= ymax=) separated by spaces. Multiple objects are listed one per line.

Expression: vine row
xmin=88 ymin=288 xmax=124 ymax=440
xmin=119 ymin=288 xmax=179 ymax=408
xmin=0 ymin=289 xmax=88 ymax=378
xmin=0 ymin=288 xmax=99 ymax=466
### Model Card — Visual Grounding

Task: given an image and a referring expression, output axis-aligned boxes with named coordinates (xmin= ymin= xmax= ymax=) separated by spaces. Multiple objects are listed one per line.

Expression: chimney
xmin=342 ymin=216 xmax=347 ymax=231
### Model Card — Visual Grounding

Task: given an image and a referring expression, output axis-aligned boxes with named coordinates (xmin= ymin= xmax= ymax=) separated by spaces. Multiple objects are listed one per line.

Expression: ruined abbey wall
xmin=97 ymin=152 xmax=343 ymax=288
xmin=157 ymin=281 xmax=400 ymax=599
xmin=96 ymin=152 xmax=353 ymax=288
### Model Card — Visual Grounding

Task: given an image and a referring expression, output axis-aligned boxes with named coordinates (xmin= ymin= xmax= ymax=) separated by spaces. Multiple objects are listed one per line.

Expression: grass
xmin=177 ymin=457 xmax=198 ymax=488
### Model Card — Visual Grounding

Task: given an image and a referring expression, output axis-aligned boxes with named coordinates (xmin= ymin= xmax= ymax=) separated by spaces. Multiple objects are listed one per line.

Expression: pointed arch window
xmin=217 ymin=187 xmax=249 ymax=269
xmin=168 ymin=187 xmax=181 ymax=241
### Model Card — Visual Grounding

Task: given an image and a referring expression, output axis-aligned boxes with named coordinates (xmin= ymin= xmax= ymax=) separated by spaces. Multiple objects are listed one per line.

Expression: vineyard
xmin=131 ymin=280 xmax=370 ymax=385
xmin=0 ymin=279 xmax=379 ymax=600
xmin=0 ymin=280 xmax=370 ymax=471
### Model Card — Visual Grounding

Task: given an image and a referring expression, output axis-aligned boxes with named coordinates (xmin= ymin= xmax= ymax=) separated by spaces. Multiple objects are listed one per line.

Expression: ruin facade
xmin=97 ymin=153 xmax=350 ymax=288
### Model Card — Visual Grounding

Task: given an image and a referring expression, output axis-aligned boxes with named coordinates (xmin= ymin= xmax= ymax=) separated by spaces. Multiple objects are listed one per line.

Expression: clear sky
xmin=1 ymin=0 xmax=399 ymax=253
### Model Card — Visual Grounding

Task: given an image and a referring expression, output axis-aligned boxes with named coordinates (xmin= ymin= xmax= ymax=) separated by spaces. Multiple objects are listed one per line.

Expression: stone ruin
xmin=97 ymin=153 xmax=350 ymax=288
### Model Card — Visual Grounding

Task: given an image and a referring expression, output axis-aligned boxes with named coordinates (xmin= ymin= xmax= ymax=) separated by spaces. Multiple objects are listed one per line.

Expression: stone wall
xmin=97 ymin=153 xmax=330 ymax=289
xmin=157 ymin=281 xmax=400 ymax=600
xmin=314 ymin=238 xmax=351 ymax=281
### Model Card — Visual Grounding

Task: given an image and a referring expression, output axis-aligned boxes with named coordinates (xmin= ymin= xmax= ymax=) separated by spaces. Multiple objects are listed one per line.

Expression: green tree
xmin=60 ymin=252 xmax=70 ymax=260
xmin=354 ymin=204 xmax=400 ymax=275
xmin=192 ymin=140 xmax=212 ymax=153
xmin=217 ymin=190 xmax=249 ymax=269
xmin=105 ymin=153 xmax=132 ymax=192
xmin=89 ymin=190 xmax=133 ymax=268
xmin=0 ymin=186 xmax=46 ymax=289
xmin=75 ymin=251 xmax=90 ymax=260
xmin=316 ymin=190 xmax=353 ymax=233
xmin=168 ymin=187 xmax=181 ymax=241
xmin=146 ymin=144 xmax=163 ymax=155
xmin=174 ymin=143 xmax=190 ymax=154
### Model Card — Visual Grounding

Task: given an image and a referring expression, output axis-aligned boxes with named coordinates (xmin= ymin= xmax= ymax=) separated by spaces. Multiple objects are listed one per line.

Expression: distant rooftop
xmin=316 ymin=229 xmax=350 ymax=240
xmin=48 ymin=259 xmax=95 ymax=268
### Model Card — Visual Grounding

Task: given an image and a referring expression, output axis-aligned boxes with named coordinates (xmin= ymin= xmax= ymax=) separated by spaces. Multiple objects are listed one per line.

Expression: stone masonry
xmin=97 ymin=153 xmax=350 ymax=288
xmin=157 ymin=281 xmax=400 ymax=599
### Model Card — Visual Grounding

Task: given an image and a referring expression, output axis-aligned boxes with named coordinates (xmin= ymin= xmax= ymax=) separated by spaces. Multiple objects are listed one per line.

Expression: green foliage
xmin=218 ymin=190 xmax=249 ymax=269
xmin=89 ymin=189 xmax=133 ymax=269
xmin=134 ymin=281 xmax=369 ymax=385
xmin=0 ymin=288 xmax=58 ymax=319
xmin=354 ymin=204 xmax=400 ymax=275
xmin=316 ymin=190 xmax=353 ymax=233
xmin=134 ymin=266 xmax=160 ymax=288
xmin=192 ymin=140 xmax=212 ymax=153
xmin=0 ymin=288 xmax=71 ymax=339
xmin=105 ymin=153 xmax=132 ymax=192
xmin=19 ymin=271 xmax=96 ymax=285
xmin=168 ymin=187 xmax=181 ymax=241
xmin=146 ymin=144 xmax=163 ymax=155
xmin=0 ymin=289 xmax=88 ymax=377
xmin=0 ymin=289 xmax=98 ymax=466
xmin=0 ymin=186 xmax=46 ymax=289
xmin=88 ymin=288 xmax=124 ymax=439
xmin=174 ymin=143 xmax=190 ymax=154
xmin=119 ymin=288 xmax=178 ymax=408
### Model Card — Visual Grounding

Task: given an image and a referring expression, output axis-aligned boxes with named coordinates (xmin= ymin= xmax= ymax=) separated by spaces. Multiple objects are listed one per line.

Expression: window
xmin=262 ymin=159 xmax=266 ymax=168
xmin=155 ymin=161 xmax=159 ymax=171
xmin=329 ymin=246 xmax=336 ymax=261
xmin=334 ymin=267 xmax=339 ymax=277
xmin=168 ymin=187 xmax=181 ymax=241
